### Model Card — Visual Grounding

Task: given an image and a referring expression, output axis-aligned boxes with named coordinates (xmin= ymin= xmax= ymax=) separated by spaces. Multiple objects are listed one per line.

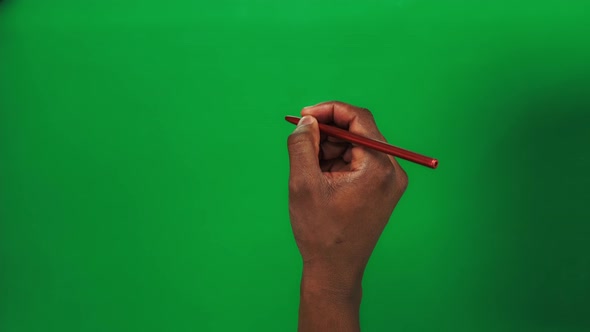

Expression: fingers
xmin=302 ymin=101 xmax=392 ymax=169
xmin=303 ymin=102 xmax=407 ymax=172
xmin=293 ymin=102 xmax=409 ymax=200
xmin=320 ymin=158 xmax=351 ymax=172
xmin=301 ymin=101 xmax=384 ymax=141
xmin=287 ymin=115 xmax=322 ymax=184
xmin=320 ymin=141 xmax=350 ymax=161
xmin=319 ymin=141 xmax=353 ymax=172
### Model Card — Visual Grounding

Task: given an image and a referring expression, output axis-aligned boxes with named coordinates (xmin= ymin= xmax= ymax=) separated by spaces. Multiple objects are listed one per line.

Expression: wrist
xmin=301 ymin=260 xmax=365 ymax=298
xmin=299 ymin=265 xmax=363 ymax=331
xmin=301 ymin=275 xmax=362 ymax=305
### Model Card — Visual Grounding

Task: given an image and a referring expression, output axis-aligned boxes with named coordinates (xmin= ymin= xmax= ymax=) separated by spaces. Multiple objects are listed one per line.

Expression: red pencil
xmin=285 ymin=115 xmax=438 ymax=169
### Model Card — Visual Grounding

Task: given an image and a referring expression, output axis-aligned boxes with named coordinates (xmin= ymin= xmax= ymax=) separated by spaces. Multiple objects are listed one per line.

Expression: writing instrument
xmin=285 ymin=115 xmax=438 ymax=169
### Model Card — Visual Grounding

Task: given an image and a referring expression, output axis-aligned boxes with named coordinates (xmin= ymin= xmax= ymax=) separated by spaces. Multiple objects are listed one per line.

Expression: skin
xmin=287 ymin=101 xmax=409 ymax=332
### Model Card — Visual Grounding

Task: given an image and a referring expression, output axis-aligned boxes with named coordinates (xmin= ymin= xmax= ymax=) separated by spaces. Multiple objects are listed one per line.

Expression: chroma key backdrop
xmin=1 ymin=1 xmax=589 ymax=331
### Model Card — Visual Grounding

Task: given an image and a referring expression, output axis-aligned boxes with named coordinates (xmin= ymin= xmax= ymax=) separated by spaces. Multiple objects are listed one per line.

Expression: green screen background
xmin=1 ymin=1 xmax=589 ymax=331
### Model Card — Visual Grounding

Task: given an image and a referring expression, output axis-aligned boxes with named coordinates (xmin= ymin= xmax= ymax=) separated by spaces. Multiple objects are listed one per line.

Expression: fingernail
xmin=297 ymin=115 xmax=314 ymax=127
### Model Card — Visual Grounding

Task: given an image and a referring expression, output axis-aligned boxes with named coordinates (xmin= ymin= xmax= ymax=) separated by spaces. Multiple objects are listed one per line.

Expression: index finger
xmin=301 ymin=101 xmax=383 ymax=140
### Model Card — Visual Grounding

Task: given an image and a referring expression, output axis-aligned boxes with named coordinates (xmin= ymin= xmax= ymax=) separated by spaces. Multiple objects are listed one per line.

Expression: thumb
xmin=287 ymin=115 xmax=321 ymax=181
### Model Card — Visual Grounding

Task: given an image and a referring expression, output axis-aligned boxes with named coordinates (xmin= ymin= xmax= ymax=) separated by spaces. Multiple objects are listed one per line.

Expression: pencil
xmin=285 ymin=115 xmax=438 ymax=169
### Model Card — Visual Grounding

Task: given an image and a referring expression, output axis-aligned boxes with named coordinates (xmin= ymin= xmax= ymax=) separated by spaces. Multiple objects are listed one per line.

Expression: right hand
xmin=287 ymin=101 xmax=409 ymax=291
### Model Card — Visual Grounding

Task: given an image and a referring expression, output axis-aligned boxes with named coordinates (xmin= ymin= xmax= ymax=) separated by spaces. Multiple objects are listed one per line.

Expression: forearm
xmin=298 ymin=265 xmax=364 ymax=332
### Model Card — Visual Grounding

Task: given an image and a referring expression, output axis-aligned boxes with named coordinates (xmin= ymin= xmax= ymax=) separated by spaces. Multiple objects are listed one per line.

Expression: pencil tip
xmin=285 ymin=115 xmax=300 ymax=125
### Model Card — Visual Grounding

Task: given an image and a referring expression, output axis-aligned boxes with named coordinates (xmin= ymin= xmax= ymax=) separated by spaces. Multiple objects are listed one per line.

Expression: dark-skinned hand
xmin=287 ymin=101 xmax=408 ymax=332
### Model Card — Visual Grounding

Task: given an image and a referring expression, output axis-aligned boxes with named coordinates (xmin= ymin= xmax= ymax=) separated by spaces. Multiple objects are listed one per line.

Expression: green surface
xmin=1 ymin=1 xmax=589 ymax=331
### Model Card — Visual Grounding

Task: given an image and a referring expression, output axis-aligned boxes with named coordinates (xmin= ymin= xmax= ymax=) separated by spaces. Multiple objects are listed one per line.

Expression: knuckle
xmin=326 ymin=100 xmax=344 ymax=106
xmin=360 ymin=107 xmax=372 ymax=116
xmin=382 ymin=163 xmax=397 ymax=181
xmin=376 ymin=162 xmax=409 ymax=194
xmin=352 ymin=107 xmax=380 ymax=137
xmin=373 ymin=161 xmax=395 ymax=189
xmin=397 ymin=167 xmax=409 ymax=192
xmin=288 ymin=177 xmax=303 ymax=194
xmin=360 ymin=107 xmax=376 ymax=122
xmin=288 ymin=176 xmax=313 ymax=197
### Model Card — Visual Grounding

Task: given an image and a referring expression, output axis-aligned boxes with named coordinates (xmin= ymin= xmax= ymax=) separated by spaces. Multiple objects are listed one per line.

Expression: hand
xmin=287 ymin=101 xmax=408 ymax=331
